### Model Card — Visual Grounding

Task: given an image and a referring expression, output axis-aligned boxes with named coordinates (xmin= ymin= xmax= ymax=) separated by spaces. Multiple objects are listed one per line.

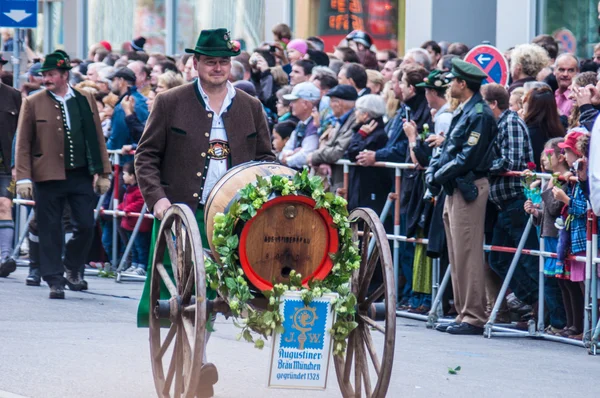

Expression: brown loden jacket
xmin=15 ymin=87 xmax=111 ymax=182
xmin=0 ymin=82 xmax=21 ymax=174
xmin=134 ymin=82 xmax=275 ymax=213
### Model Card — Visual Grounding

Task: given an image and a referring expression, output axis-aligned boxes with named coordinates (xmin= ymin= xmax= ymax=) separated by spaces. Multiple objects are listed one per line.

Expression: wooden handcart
xmin=147 ymin=163 xmax=396 ymax=397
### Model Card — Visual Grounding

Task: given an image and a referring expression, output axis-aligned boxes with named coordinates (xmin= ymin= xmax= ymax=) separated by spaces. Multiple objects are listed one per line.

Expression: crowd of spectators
xmin=4 ymin=23 xmax=600 ymax=337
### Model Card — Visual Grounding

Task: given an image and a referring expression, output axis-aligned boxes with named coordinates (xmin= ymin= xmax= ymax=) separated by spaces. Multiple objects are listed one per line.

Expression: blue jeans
xmin=101 ymin=221 xmax=113 ymax=263
xmin=544 ymin=277 xmax=566 ymax=329
xmin=101 ymin=220 xmax=124 ymax=265
xmin=411 ymin=293 xmax=432 ymax=309
xmin=399 ymin=214 xmax=416 ymax=305
xmin=489 ymin=199 xmax=539 ymax=304
xmin=125 ymin=230 xmax=151 ymax=270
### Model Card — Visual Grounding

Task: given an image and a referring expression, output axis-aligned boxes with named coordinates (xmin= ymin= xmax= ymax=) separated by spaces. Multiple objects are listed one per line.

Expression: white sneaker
xmin=134 ymin=268 xmax=146 ymax=276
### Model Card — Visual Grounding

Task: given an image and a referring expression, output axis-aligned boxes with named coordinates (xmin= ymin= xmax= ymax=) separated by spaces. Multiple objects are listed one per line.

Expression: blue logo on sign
xmin=0 ymin=0 xmax=38 ymax=29
xmin=280 ymin=299 xmax=328 ymax=350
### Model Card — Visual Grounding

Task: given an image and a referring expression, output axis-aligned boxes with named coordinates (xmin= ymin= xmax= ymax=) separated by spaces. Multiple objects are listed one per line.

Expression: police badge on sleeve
xmin=467 ymin=132 xmax=481 ymax=146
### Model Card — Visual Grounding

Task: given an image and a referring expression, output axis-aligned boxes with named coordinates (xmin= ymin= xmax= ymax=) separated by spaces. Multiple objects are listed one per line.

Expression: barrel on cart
xmin=205 ymin=162 xmax=339 ymax=291
xmin=148 ymin=162 xmax=396 ymax=398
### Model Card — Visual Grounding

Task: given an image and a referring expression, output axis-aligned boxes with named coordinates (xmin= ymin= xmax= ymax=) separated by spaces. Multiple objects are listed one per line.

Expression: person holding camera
xmin=249 ymin=50 xmax=279 ymax=114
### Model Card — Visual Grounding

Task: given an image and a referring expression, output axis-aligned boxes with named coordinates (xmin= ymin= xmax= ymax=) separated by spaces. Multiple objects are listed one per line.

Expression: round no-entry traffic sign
xmin=553 ymin=29 xmax=577 ymax=54
xmin=464 ymin=45 xmax=510 ymax=87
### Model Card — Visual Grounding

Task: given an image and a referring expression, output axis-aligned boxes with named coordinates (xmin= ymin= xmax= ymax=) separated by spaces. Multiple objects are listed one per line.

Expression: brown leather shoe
xmin=197 ymin=363 xmax=218 ymax=398
xmin=408 ymin=305 xmax=430 ymax=314
xmin=64 ymin=268 xmax=86 ymax=291
xmin=569 ymin=333 xmax=583 ymax=341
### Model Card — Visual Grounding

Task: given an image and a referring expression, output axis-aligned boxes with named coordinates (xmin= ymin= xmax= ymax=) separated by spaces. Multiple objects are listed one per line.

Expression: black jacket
xmin=345 ymin=117 xmax=392 ymax=213
xmin=398 ymin=93 xmax=432 ymax=211
xmin=251 ymin=69 xmax=279 ymax=114
xmin=426 ymin=92 xmax=498 ymax=195
xmin=125 ymin=113 xmax=146 ymax=144
xmin=1 ymin=82 xmax=21 ymax=173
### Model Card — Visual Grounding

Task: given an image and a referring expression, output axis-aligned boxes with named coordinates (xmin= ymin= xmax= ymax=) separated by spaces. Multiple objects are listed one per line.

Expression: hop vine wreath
xmin=204 ymin=169 xmax=361 ymax=355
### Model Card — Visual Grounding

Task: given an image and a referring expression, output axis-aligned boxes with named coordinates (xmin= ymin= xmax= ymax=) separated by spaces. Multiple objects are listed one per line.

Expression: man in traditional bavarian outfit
xmin=425 ymin=59 xmax=498 ymax=335
xmin=15 ymin=51 xmax=112 ymax=299
xmin=0 ymin=70 xmax=21 ymax=278
xmin=135 ymin=29 xmax=275 ymax=397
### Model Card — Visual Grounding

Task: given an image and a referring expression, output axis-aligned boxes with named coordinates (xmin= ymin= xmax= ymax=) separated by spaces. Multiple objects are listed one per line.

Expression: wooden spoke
xmin=163 ymin=229 xmax=179 ymax=285
xmin=343 ymin=332 xmax=355 ymax=385
xmin=358 ymin=245 xmax=380 ymax=302
xmin=156 ymin=262 xmax=177 ymax=297
xmin=354 ymin=334 xmax=362 ymax=398
xmin=184 ymin=230 xmax=194 ymax=291
xmin=180 ymin=322 xmax=193 ymax=393
xmin=359 ymin=314 xmax=385 ymax=334
xmin=181 ymin=317 xmax=195 ymax=351
xmin=174 ymin=328 xmax=183 ymax=397
xmin=351 ymin=221 xmax=360 ymax=242
xmin=175 ymin=218 xmax=185 ymax=287
xmin=181 ymin=267 xmax=195 ymax=302
xmin=361 ymin=284 xmax=385 ymax=310
xmin=357 ymin=337 xmax=372 ymax=397
xmin=163 ymin=337 xmax=178 ymax=395
xmin=361 ymin=324 xmax=381 ymax=374
xmin=156 ymin=324 xmax=177 ymax=360
xmin=183 ymin=304 xmax=196 ymax=314
xmin=359 ymin=221 xmax=371 ymax=281
xmin=180 ymin=228 xmax=196 ymax=303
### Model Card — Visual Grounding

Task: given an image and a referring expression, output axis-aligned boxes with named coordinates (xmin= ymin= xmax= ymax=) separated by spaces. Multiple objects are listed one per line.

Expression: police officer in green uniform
xmin=425 ymin=58 xmax=498 ymax=335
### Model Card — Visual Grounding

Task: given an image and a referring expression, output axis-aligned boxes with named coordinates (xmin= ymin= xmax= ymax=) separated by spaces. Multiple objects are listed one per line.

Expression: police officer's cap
xmin=446 ymin=58 xmax=488 ymax=84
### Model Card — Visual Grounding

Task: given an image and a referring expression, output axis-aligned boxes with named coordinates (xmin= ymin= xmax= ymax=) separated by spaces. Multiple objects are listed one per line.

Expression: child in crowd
xmin=552 ymin=129 xmax=589 ymax=339
xmin=117 ymin=162 xmax=152 ymax=275
xmin=272 ymin=121 xmax=295 ymax=158
xmin=509 ymin=87 xmax=525 ymax=115
xmin=524 ymin=137 xmax=572 ymax=335
xmin=100 ymin=92 xmax=118 ymax=140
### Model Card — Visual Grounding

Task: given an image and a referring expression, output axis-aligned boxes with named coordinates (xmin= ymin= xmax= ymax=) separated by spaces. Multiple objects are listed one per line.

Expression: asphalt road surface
xmin=1 ymin=268 xmax=599 ymax=398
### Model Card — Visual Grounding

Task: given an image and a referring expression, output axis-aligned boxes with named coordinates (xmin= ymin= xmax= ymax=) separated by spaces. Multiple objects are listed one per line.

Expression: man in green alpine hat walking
xmin=135 ymin=28 xmax=275 ymax=397
xmin=15 ymin=51 xmax=112 ymax=299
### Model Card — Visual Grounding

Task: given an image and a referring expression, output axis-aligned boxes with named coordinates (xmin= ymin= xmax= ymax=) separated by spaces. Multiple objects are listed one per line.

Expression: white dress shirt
xmin=197 ymin=79 xmax=236 ymax=204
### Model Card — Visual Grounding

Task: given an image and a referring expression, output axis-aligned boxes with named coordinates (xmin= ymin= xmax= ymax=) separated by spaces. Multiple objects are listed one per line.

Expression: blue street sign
xmin=0 ymin=0 xmax=37 ymax=29
xmin=464 ymin=45 xmax=510 ymax=87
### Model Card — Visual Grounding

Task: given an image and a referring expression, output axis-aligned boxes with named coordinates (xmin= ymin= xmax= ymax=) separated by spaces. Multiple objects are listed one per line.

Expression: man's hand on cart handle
xmin=154 ymin=198 xmax=172 ymax=221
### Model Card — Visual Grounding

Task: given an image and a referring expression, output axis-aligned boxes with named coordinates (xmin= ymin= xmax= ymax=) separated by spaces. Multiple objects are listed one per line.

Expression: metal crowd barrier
xmin=336 ymin=159 xmax=600 ymax=355
xmin=10 ymin=152 xmax=600 ymax=353
xmin=12 ymin=149 xmax=155 ymax=284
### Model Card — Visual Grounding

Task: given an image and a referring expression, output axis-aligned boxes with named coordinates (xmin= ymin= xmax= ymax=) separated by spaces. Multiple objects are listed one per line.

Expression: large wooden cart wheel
xmin=334 ymin=208 xmax=396 ymax=398
xmin=149 ymin=204 xmax=207 ymax=398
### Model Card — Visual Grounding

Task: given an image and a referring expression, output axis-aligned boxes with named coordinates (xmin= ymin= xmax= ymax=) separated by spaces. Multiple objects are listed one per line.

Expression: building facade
xmin=0 ymin=0 xmax=597 ymax=59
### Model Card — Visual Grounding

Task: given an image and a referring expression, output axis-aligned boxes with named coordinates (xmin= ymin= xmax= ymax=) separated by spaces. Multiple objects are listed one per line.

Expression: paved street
xmin=1 ymin=267 xmax=599 ymax=398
